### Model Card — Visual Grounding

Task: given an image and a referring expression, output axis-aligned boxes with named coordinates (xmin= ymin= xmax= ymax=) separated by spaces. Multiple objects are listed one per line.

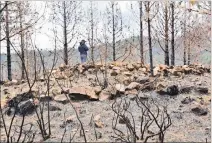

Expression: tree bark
xmin=183 ymin=2 xmax=187 ymax=65
xmin=112 ymin=2 xmax=116 ymax=61
xmin=18 ymin=2 xmax=25 ymax=79
xmin=171 ymin=2 xmax=175 ymax=66
xmin=187 ymin=9 xmax=191 ymax=65
xmin=5 ymin=2 xmax=12 ymax=81
xmin=139 ymin=1 xmax=144 ymax=64
xmin=164 ymin=2 xmax=169 ymax=66
xmin=90 ymin=2 xmax=94 ymax=65
xmin=63 ymin=1 xmax=68 ymax=65
xmin=147 ymin=2 xmax=153 ymax=76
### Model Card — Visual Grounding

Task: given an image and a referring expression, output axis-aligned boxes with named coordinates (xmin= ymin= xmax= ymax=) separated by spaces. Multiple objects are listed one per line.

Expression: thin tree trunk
xmin=164 ymin=2 xmax=169 ymax=66
xmin=90 ymin=2 xmax=94 ymax=65
xmin=0 ymin=1 xmax=2 ymax=82
xmin=112 ymin=2 xmax=116 ymax=61
xmin=19 ymin=3 xmax=25 ymax=79
xmin=139 ymin=1 xmax=144 ymax=64
xmin=171 ymin=2 xmax=175 ymax=66
xmin=147 ymin=2 xmax=153 ymax=76
xmin=5 ymin=2 xmax=12 ymax=81
xmin=187 ymin=9 xmax=191 ymax=65
xmin=183 ymin=2 xmax=187 ymax=65
xmin=63 ymin=1 xmax=68 ymax=65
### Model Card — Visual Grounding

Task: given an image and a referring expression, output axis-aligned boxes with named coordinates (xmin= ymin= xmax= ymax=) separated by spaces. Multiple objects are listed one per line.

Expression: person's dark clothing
xmin=78 ymin=43 xmax=89 ymax=55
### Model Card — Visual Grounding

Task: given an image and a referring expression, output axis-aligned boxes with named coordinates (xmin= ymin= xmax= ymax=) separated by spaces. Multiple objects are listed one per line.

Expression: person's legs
xmin=80 ymin=54 xmax=87 ymax=63
xmin=80 ymin=54 xmax=84 ymax=63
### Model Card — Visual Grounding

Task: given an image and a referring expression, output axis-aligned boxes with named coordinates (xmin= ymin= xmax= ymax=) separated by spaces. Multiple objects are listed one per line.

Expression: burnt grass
xmin=0 ymin=74 xmax=211 ymax=142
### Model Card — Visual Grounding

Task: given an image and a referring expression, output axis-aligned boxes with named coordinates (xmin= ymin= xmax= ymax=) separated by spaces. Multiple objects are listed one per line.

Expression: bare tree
xmin=164 ymin=2 xmax=169 ymax=66
xmin=170 ymin=2 xmax=175 ymax=66
xmin=51 ymin=1 xmax=82 ymax=65
xmin=106 ymin=1 xmax=123 ymax=61
xmin=139 ymin=1 xmax=144 ymax=64
xmin=5 ymin=1 xmax=11 ymax=81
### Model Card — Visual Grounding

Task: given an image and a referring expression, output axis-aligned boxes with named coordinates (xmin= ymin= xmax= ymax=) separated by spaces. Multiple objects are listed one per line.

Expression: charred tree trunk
xmin=63 ymin=1 xmax=68 ymax=65
xmin=112 ymin=2 xmax=116 ymax=61
xmin=146 ymin=2 xmax=153 ymax=76
xmin=139 ymin=1 xmax=144 ymax=64
xmin=5 ymin=2 xmax=12 ymax=81
xmin=171 ymin=2 xmax=175 ymax=66
xmin=164 ymin=3 xmax=169 ymax=66
xmin=18 ymin=3 xmax=25 ymax=79
xmin=0 ymin=1 xmax=2 ymax=82
xmin=183 ymin=4 xmax=187 ymax=65
xmin=187 ymin=10 xmax=191 ymax=65
xmin=90 ymin=2 xmax=94 ymax=65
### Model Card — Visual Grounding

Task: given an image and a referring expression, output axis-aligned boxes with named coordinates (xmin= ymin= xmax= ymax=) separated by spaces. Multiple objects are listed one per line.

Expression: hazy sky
xmin=0 ymin=1 xmax=207 ymax=53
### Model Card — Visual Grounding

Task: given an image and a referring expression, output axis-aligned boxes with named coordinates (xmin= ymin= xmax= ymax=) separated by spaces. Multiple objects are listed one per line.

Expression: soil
xmin=0 ymin=72 xmax=211 ymax=142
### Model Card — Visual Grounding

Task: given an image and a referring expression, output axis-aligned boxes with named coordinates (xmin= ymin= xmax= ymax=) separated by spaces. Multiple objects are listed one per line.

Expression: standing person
xmin=78 ymin=40 xmax=89 ymax=64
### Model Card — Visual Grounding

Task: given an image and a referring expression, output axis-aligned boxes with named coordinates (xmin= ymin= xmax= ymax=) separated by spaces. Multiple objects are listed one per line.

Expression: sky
xmin=0 ymin=1 xmax=209 ymax=53
xmin=0 ymin=1 xmax=142 ymax=53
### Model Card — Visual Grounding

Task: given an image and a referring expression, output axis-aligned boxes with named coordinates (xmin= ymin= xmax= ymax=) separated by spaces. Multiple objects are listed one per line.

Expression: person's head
xmin=81 ymin=40 xmax=86 ymax=44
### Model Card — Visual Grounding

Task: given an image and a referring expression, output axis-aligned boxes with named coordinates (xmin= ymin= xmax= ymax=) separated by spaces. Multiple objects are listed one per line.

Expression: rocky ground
xmin=0 ymin=62 xmax=211 ymax=142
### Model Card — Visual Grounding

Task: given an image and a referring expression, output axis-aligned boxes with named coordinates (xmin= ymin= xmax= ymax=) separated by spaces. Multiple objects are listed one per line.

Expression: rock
xmin=166 ymin=85 xmax=179 ymax=96
xmin=191 ymin=106 xmax=207 ymax=116
xmin=123 ymin=72 xmax=132 ymax=77
xmin=126 ymin=82 xmax=141 ymax=90
xmin=39 ymin=94 xmax=53 ymax=101
xmin=7 ymin=92 xmax=35 ymax=108
xmin=61 ymin=88 xmax=70 ymax=94
xmin=54 ymin=94 xmax=69 ymax=104
xmin=4 ymin=80 xmax=19 ymax=86
xmin=181 ymin=97 xmax=195 ymax=104
xmin=59 ymin=64 xmax=68 ymax=71
xmin=69 ymin=86 xmax=98 ymax=100
xmin=153 ymin=67 xmax=160 ymax=76
xmin=78 ymin=65 xmax=85 ymax=74
xmin=99 ymin=90 xmax=111 ymax=101
xmin=112 ymin=66 xmax=121 ymax=71
xmin=184 ymin=67 xmax=192 ymax=74
xmin=125 ymin=89 xmax=138 ymax=95
xmin=95 ymin=121 xmax=104 ymax=128
xmin=66 ymin=115 xmax=76 ymax=123
xmin=115 ymin=84 xmax=125 ymax=93
xmin=140 ymin=82 xmax=154 ymax=91
xmin=18 ymin=99 xmax=35 ymax=115
xmin=180 ymin=85 xmax=194 ymax=94
xmin=94 ymin=86 xmax=102 ymax=95
xmin=3 ymin=89 xmax=9 ymax=94
xmin=88 ymin=68 xmax=94 ymax=74
xmin=139 ymin=67 xmax=147 ymax=72
xmin=52 ymin=88 xmax=60 ymax=97
xmin=96 ymin=131 xmax=102 ymax=139
xmin=94 ymin=114 xmax=101 ymax=121
xmin=54 ymin=72 xmax=66 ymax=80
xmin=196 ymin=81 xmax=202 ymax=85
xmin=195 ymin=86 xmax=208 ymax=94
xmin=95 ymin=63 xmax=103 ymax=68
xmin=49 ymin=105 xmax=61 ymax=111
xmin=119 ymin=117 xmax=130 ymax=124
xmin=127 ymin=64 xmax=134 ymax=71
xmin=132 ymin=63 xmax=141 ymax=70
xmin=3 ymin=107 xmax=15 ymax=116
xmin=64 ymin=69 xmax=73 ymax=78
xmin=123 ymin=77 xmax=131 ymax=85
xmin=156 ymin=82 xmax=166 ymax=95
xmin=39 ymin=76 xmax=46 ymax=82
xmin=159 ymin=64 xmax=168 ymax=70
xmin=110 ymin=70 xmax=119 ymax=76
xmin=136 ymin=76 xmax=149 ymax=84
